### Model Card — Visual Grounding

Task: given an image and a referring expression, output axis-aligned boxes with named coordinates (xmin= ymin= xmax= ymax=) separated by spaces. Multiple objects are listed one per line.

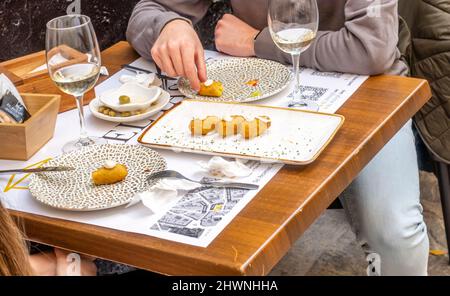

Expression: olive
xmin=119 ymin=95 xmax=131 ymax=105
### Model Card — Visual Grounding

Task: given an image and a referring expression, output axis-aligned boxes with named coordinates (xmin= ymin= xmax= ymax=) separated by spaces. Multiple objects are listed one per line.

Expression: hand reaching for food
xmin=151 ymin=19 xmax=207 ymax=91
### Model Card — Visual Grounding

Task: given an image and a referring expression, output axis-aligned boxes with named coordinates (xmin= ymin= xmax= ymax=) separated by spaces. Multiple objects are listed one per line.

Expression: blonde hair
xmin=0 ymin=201 xmax=32 ymax=276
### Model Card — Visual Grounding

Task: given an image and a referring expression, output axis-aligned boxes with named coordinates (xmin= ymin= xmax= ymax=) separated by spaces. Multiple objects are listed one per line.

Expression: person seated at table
xmin=126 ymin=0 xmax=429 ymax=276
xmin=0 ymin=201 xmax=96 ymax=276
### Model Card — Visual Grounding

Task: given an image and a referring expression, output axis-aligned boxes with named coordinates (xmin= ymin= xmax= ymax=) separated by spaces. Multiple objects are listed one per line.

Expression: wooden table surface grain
xmin=8 ymin=42 xmax=432 ymax=275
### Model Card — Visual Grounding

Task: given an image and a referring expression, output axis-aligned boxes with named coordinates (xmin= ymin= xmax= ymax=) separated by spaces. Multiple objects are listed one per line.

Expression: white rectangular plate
xmin=138 ymin=100 xmax=344 ymax=165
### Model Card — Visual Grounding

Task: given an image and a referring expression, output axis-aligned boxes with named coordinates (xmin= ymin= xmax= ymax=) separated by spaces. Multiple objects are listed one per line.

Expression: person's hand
xmin=215 ymin=14 xmax=260 ymax=57
xmin=54 ymin=248 xmax=97 ymax=276
xmin=151 ymin=19 xmax=207 ymax=91
xmin=29 ymin=252 xmax=57 ymax=276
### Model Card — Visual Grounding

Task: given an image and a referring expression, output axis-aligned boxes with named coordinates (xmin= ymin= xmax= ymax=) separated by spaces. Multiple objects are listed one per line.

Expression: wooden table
xmin=6 ymin=41 xmax=432 ymax=275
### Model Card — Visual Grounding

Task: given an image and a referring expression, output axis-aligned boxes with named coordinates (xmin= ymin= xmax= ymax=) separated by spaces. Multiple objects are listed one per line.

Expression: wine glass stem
xmin=75 ymin=95 xmax=88 ymax=141
xmin=292 ymin=53 xmax=301 ymax=100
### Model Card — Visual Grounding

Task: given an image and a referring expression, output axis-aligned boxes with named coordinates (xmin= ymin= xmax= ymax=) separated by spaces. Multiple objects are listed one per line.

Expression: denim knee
xmin=369 ymin=211 xmax=427 ymax=251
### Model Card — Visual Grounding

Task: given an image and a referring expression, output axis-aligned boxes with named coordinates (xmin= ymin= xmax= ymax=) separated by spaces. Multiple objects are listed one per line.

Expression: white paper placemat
xmin=0 ymin=51 xmax=367 ymax=247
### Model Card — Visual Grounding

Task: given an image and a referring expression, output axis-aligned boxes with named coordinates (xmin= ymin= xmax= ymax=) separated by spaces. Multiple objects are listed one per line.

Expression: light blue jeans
xmin=341 ymin=120 xmax=429 ymax=276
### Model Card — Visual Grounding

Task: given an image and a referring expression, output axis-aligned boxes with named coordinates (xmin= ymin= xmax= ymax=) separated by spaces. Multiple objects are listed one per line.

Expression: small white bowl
xmin=99 ymin=82 xmax=161 ymax=112
xmin=89 ymin=89 xmax=171 ymax=123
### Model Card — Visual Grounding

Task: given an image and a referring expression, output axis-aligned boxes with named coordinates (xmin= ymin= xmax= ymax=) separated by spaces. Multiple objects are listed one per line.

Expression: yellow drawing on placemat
xmin=3 ymin=158 xmax=52 ymax=192
xmin=213 ymin=204 xmax=223 ymax=212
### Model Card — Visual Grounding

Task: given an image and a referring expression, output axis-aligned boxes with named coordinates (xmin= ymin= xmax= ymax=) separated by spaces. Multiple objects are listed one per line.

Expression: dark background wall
xmin=0 ymin=0 xmax=140 ymax=62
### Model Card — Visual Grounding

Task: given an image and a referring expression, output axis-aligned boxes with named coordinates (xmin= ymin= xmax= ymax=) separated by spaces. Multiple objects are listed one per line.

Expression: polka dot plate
xmin=178 ymin=57 xmax=291 ymax=102
xmin=29 ymin=144 xmax=167 ymax=211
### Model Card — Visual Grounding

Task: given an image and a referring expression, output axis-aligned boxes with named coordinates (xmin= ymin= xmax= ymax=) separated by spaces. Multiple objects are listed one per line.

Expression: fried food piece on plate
xmin=198 ymin=79 xmax=223 ymax=97
xmin=92 ymin=161 xmax=128 ymax=185
xmin=217 ymin=115 xmax=246 ymax=138
xmin=189 ymin=116 xmax=219 ymax=136
xmin=240 ymin=116 xmax=271 ymax=139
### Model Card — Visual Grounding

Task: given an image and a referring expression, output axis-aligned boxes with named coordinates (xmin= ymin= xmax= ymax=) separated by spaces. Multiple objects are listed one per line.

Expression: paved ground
xmin=270 ymin=171 xmax=450 ymax=276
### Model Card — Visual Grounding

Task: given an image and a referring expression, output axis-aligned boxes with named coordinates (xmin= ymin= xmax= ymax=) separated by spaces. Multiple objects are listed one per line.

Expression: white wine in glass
xmin=46 ymin=15 xmax=106 ymax=153
xmin=268 ymin=0 xmax=319 ymax=111
xmin=52 ymin=63 xmax=100 ymax=96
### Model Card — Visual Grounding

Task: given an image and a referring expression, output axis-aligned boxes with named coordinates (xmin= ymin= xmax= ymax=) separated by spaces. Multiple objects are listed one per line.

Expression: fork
xmin=155 ymin=64 xmax=169 ymax=91
xmin=121 ymin=64 xmax=177 ymax=81
xmin=147 ymin=170 xmax=259 ymax=190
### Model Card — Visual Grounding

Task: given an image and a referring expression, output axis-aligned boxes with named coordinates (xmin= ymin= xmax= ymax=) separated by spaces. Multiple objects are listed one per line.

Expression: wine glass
xmin=46 ymin=15 xmax=106 ymax=153
xmin=268 ymin=0 xmax=319 ymax=111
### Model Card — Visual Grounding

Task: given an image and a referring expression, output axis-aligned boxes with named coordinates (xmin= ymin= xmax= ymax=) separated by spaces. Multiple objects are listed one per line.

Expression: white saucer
xmin=89 ymin=89 xmax=171 ymax=123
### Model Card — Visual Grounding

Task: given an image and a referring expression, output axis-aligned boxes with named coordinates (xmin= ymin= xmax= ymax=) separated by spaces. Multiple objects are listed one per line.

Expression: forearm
xmin=126 ymin=0 xmax=209 ymax=60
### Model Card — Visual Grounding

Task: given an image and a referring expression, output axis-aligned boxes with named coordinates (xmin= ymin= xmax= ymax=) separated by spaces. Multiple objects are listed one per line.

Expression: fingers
xmin=168 ymin=42 xmax=185 ymax=77
xmin=152 ymin=42 xmax=206 ymax=91
xmin=182 ymin=45 xmax=201 ymax=91
xmin=151 ymin=46 xmax=163 ymax=72
xmin=195 ymin=46 xmax=207 ymax=82
xmin=159 ymin=48 xmax=177 ymax=77
xmin=151 ymin=44 xmax=177 ymax=77
xmin=152 ymin=43 xmax=190 ymax=80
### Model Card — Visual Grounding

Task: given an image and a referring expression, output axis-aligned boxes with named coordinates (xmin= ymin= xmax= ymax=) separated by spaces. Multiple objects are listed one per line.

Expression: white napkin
xmin=198 ymin=157 xmax=252 ymax=178
xmin=100 ymin=66 xmax=109 ymax=76
xmin=127 ymin=178 xmax=199 ymax=214
xmin=128 ymin=157 xmax=253 ymax=213
xmin=119 ymin=73 xmax=162 ymax=88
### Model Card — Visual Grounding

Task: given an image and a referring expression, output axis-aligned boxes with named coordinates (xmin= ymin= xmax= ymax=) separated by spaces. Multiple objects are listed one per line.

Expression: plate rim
xmin=28 ymin=144 xmax=167 ymax=211
xmin=178 ymin=57 xmax=292 ymax=102
xmin=137 ymin=100 xmax=345 ymax=166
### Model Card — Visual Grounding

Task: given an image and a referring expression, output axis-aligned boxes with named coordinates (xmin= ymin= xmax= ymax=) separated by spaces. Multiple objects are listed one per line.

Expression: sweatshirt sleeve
xmin=255 ymin=0 xmax=400 ymax=75
xmin=126 ymin=0 xmax=210 ymax=60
